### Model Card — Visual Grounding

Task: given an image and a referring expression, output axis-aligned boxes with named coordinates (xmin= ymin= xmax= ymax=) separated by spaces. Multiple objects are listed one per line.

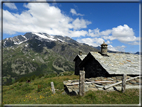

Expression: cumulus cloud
xmin=77 ymin=37 xmax=104 ymax=47
xmin=115 ymin=45 xmax=126 ymax=52
xmin=4 ymin=3 xmax=17 ymax=10
xmin=3 ymin=3 xmax=91 ymax=37
xmin=88 ymin=28 xmax=100 ymax=37
xmin=111 ymin=24 xmax=136 ymax=42
xmin=108 ymin=45 xmax=117 ymax=51
xmin=68 ymin=30 xmax=88 ymax=37
xmin=72 ymin=18 xmax=91 ymax=30
xmin=107 ymin=45 xmax=126 ymax=52
xmin=77 ymin=37 xmax=126 ymax=52
xmin=88 ymin=28 xmax=112 ymax=37
xmin=88 ymin=24 xmax=139 ymax=45
xmin=70 ymin=8 xmax=84 ymax=16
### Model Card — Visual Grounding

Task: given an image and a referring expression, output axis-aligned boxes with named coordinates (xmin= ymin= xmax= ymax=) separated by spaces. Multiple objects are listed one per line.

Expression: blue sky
xmin=2 ymin=1 xmax=141 ymax=53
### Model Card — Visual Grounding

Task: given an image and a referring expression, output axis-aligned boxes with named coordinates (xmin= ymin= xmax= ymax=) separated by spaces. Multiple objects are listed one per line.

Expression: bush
xmin=44 ymin=73 xmax=57 ymax=78
xmin=30 ymin=75 xmax=36 ymax=80
xmin=21 ymin=83 xmax=34 ymax=93
xmin=38 ymin=74 xmax=44 ymax=78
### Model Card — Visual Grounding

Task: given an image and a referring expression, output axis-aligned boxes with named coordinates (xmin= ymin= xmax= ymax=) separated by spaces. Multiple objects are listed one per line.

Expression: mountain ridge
xmin=2 ymin=32 xmax=99 ymax=85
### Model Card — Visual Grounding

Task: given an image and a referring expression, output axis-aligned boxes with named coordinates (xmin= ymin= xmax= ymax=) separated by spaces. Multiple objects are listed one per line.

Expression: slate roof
xmin=85 ymin=52 xmax=141 ymax=75
xmin=73 ymin=55 xmax=87 ymax=61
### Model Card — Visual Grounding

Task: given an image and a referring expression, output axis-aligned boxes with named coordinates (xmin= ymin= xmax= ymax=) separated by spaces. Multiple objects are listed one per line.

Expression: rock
xmin=129 ymin=80 xmax=137 ymax=85
xmin=116 ymin=76 xmax=122 ymax=80
xmin=89 ymin=88 xmax=98 ymax=91
xmin=111 ymin=77 xmax=116 ymax=80
xmin=127 ymin=76 xmax=130 ymax=79
xmin=68 ymin=88 xmax=72 ymax=92
xmin=88 ymin=84 xmax=95 ymax=87
xmin=62 ymin=91 xmax=67 ymax=95
xmin=68 ymin=80 xmax=72 ymax=82
xmin=97 ymin=88 xmax=104 ymax=90
xmin=83 ymin=88 xmax=88 ymax=92
xmin=85 ymin=85 xmax=88 ymax=88
xmin=74 ymin=90 xmax=79 ymax=94
xmin=73 ymin=86 xmax=78 ymax=90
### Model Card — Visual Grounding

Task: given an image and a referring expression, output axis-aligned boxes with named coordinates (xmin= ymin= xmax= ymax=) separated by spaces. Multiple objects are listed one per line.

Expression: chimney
xmin=79 ymin=51 xmax=82 ymax=56
xmin=101 ymin=41 xmax=108 ymax=55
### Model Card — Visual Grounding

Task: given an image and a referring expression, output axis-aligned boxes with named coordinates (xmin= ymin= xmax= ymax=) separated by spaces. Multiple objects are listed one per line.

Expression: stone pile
xmin=63 ymin=76 xmax=141 ymax=95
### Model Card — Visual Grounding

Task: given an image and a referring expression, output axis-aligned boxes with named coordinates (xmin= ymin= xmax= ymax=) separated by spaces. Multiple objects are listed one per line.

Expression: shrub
xmin=30 ymin=75 xmax=36 ymax=80
xmin=21 ymin=83 xmax=34 ymax=93
xmin=38 ymin=74 xmax=44 ymax=78
xmin=44 ymin=73 xmax=57 ymax=78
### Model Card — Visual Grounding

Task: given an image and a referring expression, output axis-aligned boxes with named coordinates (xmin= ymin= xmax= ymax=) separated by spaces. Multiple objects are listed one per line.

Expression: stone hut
xmin=73 ymin=51 xmax=86 ymax=75
xmin=76 ymin=43 xmax=140 ymax=78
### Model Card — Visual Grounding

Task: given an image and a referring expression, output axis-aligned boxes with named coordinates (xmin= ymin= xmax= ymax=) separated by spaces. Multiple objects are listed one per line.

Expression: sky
xmin=1 ymin=0 xmax=141 ymax=53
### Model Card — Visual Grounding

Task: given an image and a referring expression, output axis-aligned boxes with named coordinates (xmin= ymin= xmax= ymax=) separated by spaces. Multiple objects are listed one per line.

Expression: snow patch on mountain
xmin=13 ymin=35 xmax=28 ymax=45
xmin=3 ymin=32 xmax=68 ymax=47
xmin=4 ymin=41 xmax=6 ymax=46
xmin=32 ymin=32 xmax=57 ymax=41
xmin=14 ymin=41 xmax=24 ymax=45
xmin=25 ymin=44 xmax=28 ymax=47
xmin=57 ymin=38 xmax=65 ymax=42
xmin=21 ymin=35 xmax=28 ymax=40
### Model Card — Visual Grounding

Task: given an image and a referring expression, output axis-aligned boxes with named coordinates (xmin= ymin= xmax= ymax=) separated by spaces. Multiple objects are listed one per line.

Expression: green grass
xmin=2 ymin=75 xmax=140 ymax=104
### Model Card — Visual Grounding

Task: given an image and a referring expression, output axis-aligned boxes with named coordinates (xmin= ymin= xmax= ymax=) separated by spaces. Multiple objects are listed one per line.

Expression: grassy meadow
xmin=2 ymin=72 xmax=140 ymax=105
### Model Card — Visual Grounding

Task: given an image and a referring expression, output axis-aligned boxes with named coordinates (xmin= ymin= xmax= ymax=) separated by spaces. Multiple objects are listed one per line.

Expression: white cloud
xmin=88 ymin=24 xmax=139 ymax=45
xmin=88 ymin=28 xmax=112 ymax=37
xmin=68 ymin=30 xmax=88 ymax=37
xmin=70 ymin=8 xmax=84 ymax=16
xmin=3 ymin=3 xmax=91 ymax=37
xmin=4 ymin=3 xmax=17 ymax=10
xmin=106 ymin=40 xmax=111 ymax=44
xmin=77 ymin=38 xmax=104 ymax=47
xmin=77 ymin=37 xmax=126 ymax=52
xmin=111 ymin=24 xmax=136 ymax=42
xmin=72 ymin=18 xmax=91 ymax=30
xmin=108 ymin=45 xmax=117 ymax=51
xmin=88 ymin=28 xmax=100 ymax=37
xmin=115 ymin=45 xmax=126 ymax=52
xmin=101 ymin=29 xmax=112 ymax=36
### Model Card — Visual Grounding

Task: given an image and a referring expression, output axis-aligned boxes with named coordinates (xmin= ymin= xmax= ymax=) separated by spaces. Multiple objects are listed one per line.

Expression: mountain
xmin=2 ymin=32 xmax=99 ymax=85
xmin=135 ymin=52 xmax=142 ymax=55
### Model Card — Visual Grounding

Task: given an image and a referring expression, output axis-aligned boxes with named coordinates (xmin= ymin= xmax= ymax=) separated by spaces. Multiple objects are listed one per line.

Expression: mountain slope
xmin=3 ymin=32 xmax=99 ymax=85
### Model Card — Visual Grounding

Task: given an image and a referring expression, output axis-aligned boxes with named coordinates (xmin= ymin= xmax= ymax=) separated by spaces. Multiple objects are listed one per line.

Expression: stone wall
xmin=63 ymin=76 xmax=141 ymax=95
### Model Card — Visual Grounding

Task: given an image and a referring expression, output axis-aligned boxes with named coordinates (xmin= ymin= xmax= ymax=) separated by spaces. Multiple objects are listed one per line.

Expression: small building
xmin=75 ymin=42 xmax=140 ymax=78
xmin=73 ymin=51 xmax=86 ymax=75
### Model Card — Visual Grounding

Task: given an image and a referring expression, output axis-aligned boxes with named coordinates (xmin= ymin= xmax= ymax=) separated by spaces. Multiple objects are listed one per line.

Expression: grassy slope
xmin=2 ymin=74 xmax=139 ymax=104
xmin=2 ymin=44 xmax=74 ymax=85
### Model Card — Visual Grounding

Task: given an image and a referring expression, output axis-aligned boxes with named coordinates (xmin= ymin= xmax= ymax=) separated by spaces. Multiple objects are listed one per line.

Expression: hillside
xmin=2 ymin=32 xmax=99 ymax=85
xmin=2 ymin=74 xmax=139 ymax=104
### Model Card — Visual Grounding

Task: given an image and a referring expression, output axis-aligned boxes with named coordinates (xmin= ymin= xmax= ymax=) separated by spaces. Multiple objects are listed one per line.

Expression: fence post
xmin=79 ymin=70 xmax=85 ymax=96
xmin=51 ymin=82 xmax=55 ymax=94
xmin=121 ymin=74 xmax=127 ymax=93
